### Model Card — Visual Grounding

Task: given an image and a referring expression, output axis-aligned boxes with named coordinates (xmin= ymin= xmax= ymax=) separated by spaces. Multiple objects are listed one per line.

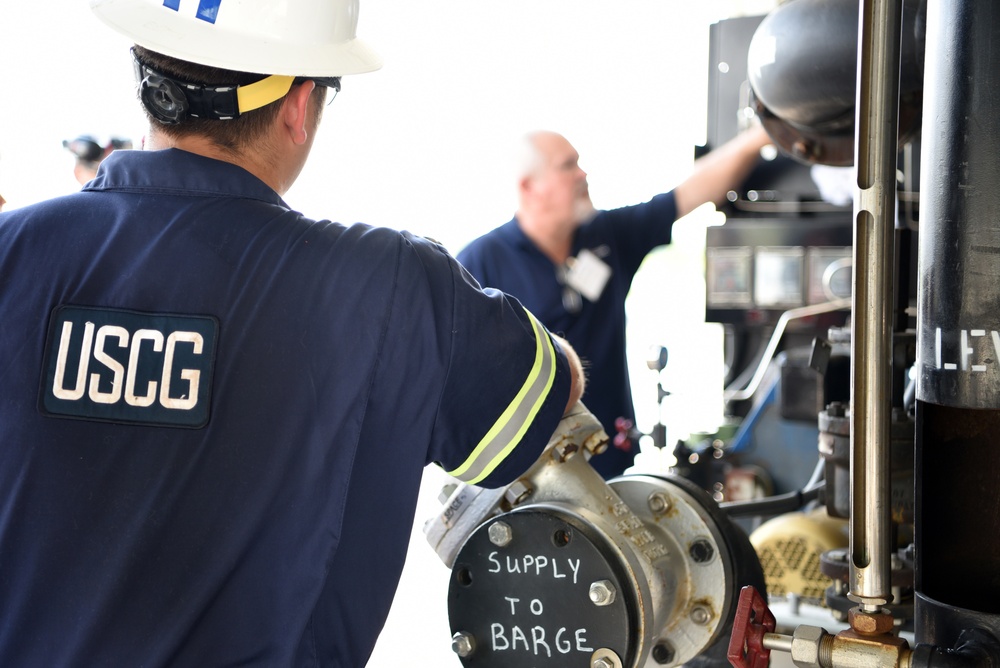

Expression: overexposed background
xmin=0 ymin=1 xmax=777 ymax=664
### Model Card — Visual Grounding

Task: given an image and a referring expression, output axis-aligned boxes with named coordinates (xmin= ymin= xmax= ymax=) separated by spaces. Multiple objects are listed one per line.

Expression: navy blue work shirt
xmin=457 ymin=193 xmax=676 ymax=478
xmin=0 ymin=148 xmax=571 ymax=667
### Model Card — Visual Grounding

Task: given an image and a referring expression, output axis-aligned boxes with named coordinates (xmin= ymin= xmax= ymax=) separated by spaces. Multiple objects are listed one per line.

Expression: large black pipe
xmin=915 ymin=0 xmax=1000 ymax=646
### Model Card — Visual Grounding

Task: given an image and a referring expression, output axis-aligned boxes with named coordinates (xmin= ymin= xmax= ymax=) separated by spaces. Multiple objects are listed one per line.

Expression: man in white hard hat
xmin=0 ymin=1 xmax=584 ymax=666
xmin=458 ymin=127 xmax=771 ymax=479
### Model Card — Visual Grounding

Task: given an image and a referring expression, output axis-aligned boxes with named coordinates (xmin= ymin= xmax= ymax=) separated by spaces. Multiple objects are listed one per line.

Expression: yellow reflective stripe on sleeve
xmin=448 ymin=309 xmax=558 ymax=485
xmin=237 ymin=75 xmax=295 ymax=114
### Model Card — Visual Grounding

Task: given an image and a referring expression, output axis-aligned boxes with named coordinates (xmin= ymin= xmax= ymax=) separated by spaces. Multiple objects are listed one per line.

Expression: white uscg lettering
xmin=43 ymin=306 xmax=217 ymax=427
xmin=52 ymin=320 xmax=205 ymax=411
xmin=933 ymin=327 xmax=1000 ymax=372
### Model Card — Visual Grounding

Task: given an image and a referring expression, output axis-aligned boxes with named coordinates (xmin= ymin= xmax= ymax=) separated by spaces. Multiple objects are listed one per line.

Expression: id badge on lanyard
xmin=558 ymin=248 xmax=611 ymax=312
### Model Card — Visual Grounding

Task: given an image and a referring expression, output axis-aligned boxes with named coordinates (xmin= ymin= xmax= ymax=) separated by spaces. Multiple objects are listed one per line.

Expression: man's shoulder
xmin=456 ymin=220 xmax=518 ymax=263
xmin=318 ymin=224 xmax=458 ymax=277
xmin=598 ymin=191 xmax=678 ymax=223
xmin=459 ymin=223 xmax=510 ymax=250
xmin=578 ymin=192 xmax=678 ymax=246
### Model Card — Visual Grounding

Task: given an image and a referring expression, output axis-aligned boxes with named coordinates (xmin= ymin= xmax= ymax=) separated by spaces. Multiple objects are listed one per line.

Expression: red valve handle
xmin=727 ymin=586 xmax=776 ymax=668
xmin=613 ymin=417 xmax=634 ymax=452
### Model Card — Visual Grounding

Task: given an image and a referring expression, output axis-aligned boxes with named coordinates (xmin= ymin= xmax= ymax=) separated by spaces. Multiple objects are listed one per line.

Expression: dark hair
xmin=131 ymin=45 xmax=324 ymax=154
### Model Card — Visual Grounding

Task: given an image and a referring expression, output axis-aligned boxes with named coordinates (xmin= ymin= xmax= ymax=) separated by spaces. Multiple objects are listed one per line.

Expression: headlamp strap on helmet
xmin=132 ymin=50 xmax=296 ymax=124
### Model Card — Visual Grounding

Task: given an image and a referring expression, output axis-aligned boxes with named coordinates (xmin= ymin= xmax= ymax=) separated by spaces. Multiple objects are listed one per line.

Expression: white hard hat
xmin=90 ymin=0 xmax=382 ymax=77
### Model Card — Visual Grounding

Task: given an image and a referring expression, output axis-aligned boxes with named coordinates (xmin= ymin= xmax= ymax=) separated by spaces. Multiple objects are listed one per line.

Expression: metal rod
xmin=723 ymin=298 xmax=850 ymax=403
xmin=849 ymin=0 xmax=902 ymax=609
xmin=763 ymin=633 xmax=793 ymax=654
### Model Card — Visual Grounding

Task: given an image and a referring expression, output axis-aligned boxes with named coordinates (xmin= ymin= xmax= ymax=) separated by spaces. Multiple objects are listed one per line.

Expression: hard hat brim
xmin=91 ymin=0 xmax=383 ymax=77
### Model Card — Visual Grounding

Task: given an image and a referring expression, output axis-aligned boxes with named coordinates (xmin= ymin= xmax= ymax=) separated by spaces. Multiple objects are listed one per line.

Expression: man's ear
xmin=518 ymin=175 xmax=534 ymax=198
xmin=281 ymin=80 xmax=317 ymax=146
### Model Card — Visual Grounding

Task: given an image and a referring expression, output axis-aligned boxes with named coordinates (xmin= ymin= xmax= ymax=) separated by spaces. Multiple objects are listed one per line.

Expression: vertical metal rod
xmin=849 ymin=0 xmax=902 ymax=610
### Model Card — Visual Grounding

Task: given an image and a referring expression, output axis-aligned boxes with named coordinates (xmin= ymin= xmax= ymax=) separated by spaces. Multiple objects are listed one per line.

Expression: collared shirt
xmin=458 ymin=192 xmax=676 ymax=478
xmin=0 ymin=148 xmax=570 ymax=667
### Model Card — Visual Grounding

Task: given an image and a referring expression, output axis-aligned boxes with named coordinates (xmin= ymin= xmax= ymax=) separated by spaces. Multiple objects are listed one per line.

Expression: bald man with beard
xmin=458 ymin=126 xmax=771 ymax=478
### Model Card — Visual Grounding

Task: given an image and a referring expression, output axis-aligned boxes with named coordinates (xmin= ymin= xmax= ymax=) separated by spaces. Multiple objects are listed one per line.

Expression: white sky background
xmin=0 ymin=1 xmax=776 ymax=664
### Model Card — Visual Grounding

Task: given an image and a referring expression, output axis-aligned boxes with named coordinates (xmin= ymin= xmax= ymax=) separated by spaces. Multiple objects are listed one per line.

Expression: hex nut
xmin=690 ymin=605 xmax=711 ymax=626
xmin=689 ymin=538 xmax=715 ymax=564
xmin=583 ymin=432 xmax=609 ymax=455
xmin=438 ymin=482 xmax=458 ymax=504
xmin=488 ymin=521 xmax=513 ymax=547
xmin=591 ymin=648 xmax=623 ymax=668
xmin=552 ymin=442 xmax=580 ymax=462
xmin=790 ymin=625 xmax=827 ymax=666
xmin=849 ymin=607 xmax=895 ymax=635
xmin=648 ymin=492 xmax=673 ymax=515
xmin=589 ymin=580 xmax=617 ymax=606
xmin=651 ymin=641 xmax=675 ymax=665
xmin=504 ymin=480 xmax=532 ymax=506
xmin=452 ymin=631 xmax=475 ymax=657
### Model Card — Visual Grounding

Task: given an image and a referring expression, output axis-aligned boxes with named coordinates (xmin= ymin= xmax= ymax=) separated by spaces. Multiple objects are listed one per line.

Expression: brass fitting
xmin=849 ymin=607 xmax=895 ymax=636
xmin=790 ymin=625 xmax=833 ymax=667
xmin=832 ymin=629 xmax=910 ymax=668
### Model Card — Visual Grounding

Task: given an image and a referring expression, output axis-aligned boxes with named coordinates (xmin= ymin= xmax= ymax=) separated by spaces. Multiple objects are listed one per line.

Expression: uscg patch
xmin=40 ymin=305 xmax=219 ymax=428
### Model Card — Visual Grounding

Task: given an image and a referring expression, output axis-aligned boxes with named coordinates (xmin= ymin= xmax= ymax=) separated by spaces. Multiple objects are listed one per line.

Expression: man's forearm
xmin=674 ymin=124 xmax=772 ymax=219
xmin=552 ymin=333 xmax=586 ymax=413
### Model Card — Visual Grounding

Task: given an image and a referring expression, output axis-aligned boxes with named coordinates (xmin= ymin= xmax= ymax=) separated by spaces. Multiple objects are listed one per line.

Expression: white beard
xmin=573 ymin=197 xmax=596 ymax=225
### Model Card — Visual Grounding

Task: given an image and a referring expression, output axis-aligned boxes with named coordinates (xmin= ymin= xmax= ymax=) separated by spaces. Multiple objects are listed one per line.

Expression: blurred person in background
xmin=63 ymin=134 xmax=133 ymax=185
xmin=458 ymin=126 xmax=771 ymax=479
